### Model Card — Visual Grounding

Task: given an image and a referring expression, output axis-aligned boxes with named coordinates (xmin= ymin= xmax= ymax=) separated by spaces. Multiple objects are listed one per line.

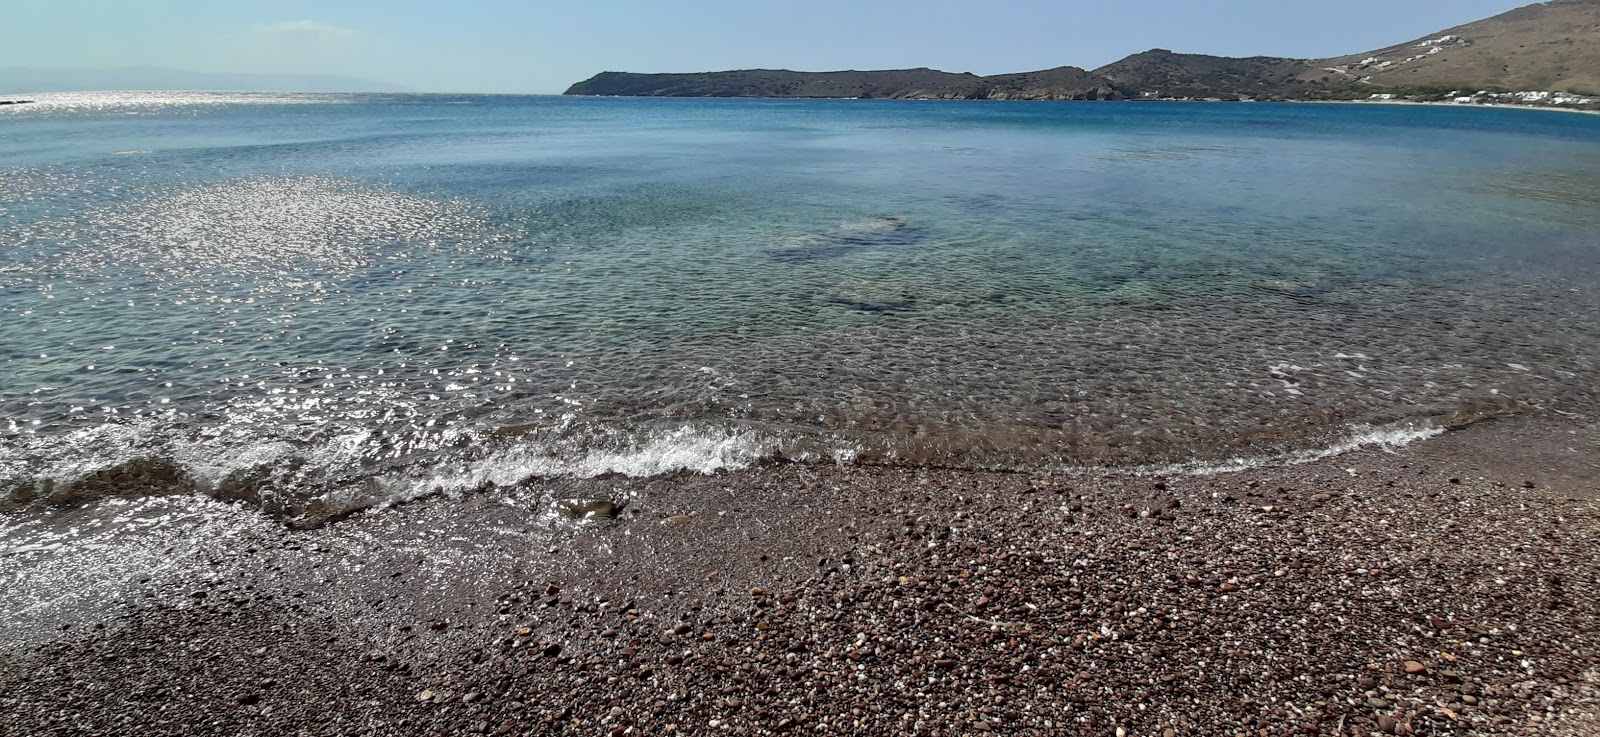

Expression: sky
xmin=3 ymin=0 xmax=1536 ymax=94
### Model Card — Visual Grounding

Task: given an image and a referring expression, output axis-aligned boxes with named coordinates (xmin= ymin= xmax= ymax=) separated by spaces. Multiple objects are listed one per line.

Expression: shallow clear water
xmin=2 ymin=92 xmax=1598 ymax=520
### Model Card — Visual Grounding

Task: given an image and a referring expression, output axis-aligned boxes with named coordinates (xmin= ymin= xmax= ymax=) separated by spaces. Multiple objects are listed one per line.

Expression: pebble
xmin=557 ymin=499 xmax=621 ymax=520
xmin=1403 ymin=659 xmax=1427 ymax=675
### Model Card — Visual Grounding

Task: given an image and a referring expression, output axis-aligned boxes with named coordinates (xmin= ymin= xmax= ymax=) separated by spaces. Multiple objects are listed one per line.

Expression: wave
xmin=0 ymin=397 xmax=1517 ymax=527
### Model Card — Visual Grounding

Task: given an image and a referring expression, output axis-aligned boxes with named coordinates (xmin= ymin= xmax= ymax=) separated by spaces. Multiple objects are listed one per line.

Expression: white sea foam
xmin=1104 ymin=420 xmax=1446 ymax=478
xmin=398 ymin=426 xmax=776 ymax=503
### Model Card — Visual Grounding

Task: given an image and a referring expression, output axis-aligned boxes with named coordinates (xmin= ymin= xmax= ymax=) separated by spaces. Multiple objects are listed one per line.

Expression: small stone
xmin=516 ymin=626 xmax=532 ymax=636
xmin=663 ymin=515 xmax=694 ymax=527
xmin=556 ymin=499 xmax=622 ymax=520
xmin=1313 ymin=493 xmax=1332 ymax=502
xmin=1462 ymin=695 xmax=1479 ymax=705
xmin=1164 ymin=730 xmax=1177 ymax=737
xmin=1367 ymin=698 xmax=1390 ymax=709
xmin=1377 ymin=715 xmax=1399 ymax=733
xmin=1403 ymin=660 xmax=1427 ymax=675
xmin=463 ymin=692 xmax=482 ymax=704
xmin=750 ymin=587 xmax=766 ymax=596
xmin=673 ymin=623 xmax=692 ymax=635
xmin=1220 ymin=582 xmax=1241 ymax=592
xmin=417 ymin=689 xmax=437 ymax=703
xmin=701 ymin=632 xmax=715 ymax=641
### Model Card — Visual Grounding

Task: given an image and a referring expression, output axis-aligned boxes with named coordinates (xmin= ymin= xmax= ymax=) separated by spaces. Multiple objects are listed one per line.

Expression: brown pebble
xmin=1220 ymin=582 xmax=1241 ymax=592
xmin=1403 ymin=660 xmax=1427 ymax=675
xmin=1377 ymin=714 xmax=1399 ymax=733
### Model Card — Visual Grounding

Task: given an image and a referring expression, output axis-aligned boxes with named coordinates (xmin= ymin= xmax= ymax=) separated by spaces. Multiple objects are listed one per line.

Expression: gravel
xmin=1 ymin=415 xmax=1597 ymax=736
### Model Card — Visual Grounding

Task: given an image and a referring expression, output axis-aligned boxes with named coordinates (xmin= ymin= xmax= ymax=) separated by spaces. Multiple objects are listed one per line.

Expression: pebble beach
xmin=2 ymin=414 xmax=1596 ymax=737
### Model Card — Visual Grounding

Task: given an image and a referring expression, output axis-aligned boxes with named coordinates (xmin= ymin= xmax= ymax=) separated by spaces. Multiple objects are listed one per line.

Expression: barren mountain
xmin=1310 ymin=0 xmax=1600 ymax=94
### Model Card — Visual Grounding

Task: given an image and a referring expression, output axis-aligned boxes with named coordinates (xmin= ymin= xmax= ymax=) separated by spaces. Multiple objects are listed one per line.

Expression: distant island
xmin=0 ymin=68 xmax=400 ymax=95
xmin=566 ymin=0 xmax=1600 ymax=110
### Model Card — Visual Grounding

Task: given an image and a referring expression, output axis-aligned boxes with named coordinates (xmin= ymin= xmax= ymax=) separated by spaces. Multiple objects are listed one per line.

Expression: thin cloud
xmin=264 ymin=20 xmax=356 ymax=46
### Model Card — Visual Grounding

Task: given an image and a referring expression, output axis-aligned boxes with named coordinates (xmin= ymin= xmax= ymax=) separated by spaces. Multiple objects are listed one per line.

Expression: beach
xmin=3 ymin=412 xmax=1596 ymax=737
xmin=3 ymin=92 xmax=1600 ymax=737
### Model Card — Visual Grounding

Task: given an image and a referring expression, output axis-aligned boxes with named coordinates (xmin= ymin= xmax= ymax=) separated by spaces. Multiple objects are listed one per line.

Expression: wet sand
xmin=1 ymin=413 xmax=1597 ymax=736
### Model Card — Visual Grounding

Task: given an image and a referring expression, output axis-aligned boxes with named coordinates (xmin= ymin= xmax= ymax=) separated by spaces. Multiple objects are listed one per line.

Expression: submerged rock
xmin=770 ymin=216 xmax=922 ymax=262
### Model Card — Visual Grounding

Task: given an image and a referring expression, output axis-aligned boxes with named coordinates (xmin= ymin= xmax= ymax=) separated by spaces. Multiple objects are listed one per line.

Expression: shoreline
xmin=2 ymin=411 xmax=1597 ymax=735
xmin=1291 ymin=98 xmax=1600 ymax=117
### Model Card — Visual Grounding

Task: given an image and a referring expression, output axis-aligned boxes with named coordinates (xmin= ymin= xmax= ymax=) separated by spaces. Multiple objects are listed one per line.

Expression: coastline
xmin=559 ymin=92 xmax=1600 ymax=116
xmin=3 ymin=411 xmax=1596 ymax=736
xmin=1291 ymin=98 xmax=1600 ymax=117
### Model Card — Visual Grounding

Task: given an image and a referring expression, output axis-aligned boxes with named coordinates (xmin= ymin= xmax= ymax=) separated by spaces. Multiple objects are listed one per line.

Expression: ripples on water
xmin=2 ymin=93 xmax=1598 ymax=523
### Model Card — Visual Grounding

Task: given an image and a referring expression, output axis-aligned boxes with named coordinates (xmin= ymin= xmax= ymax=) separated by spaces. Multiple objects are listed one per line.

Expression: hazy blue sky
xmin=4 ymin=0 xmax=1532 ymax=93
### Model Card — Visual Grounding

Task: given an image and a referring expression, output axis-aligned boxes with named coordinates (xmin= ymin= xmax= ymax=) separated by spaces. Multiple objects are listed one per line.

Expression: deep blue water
xmin=2 ymin=92 xmax=1598 ymax=517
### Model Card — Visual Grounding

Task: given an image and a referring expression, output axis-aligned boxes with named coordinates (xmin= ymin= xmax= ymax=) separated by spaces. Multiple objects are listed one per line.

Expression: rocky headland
xmin=566 ymin=1 xmax=1600 ymax=108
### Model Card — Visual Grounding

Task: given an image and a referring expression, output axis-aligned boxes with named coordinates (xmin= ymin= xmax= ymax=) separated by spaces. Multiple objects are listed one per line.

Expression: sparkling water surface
xmin=3 ymin=92 xmax=1598 ymax=520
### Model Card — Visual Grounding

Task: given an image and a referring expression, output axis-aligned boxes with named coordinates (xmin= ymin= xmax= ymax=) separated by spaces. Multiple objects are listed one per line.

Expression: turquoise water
xmin=3 ymin=92 xmax=1599 ymax=518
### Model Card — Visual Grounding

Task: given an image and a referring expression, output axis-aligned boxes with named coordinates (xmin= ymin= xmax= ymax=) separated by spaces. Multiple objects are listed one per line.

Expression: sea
xmin=2 ymin=92 xmax=1599 ymax=524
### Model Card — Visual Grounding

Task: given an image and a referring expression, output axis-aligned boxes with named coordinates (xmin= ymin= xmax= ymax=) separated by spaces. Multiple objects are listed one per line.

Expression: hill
xmin=1310 ymin=0 xmax=1600 ymax=95
xmin=564 ymin=67 xmax=1121 ymax=100
xmin=1091 ymin=50 xmax=1317 ymax=100
xmin=565 ymin=2 xmax=1600 ymax=101
xmin=563 ymin=68 xmax=977 ymax=99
